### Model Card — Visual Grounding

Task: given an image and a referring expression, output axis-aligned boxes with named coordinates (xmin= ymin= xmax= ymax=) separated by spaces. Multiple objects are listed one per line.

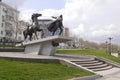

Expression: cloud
xmin=3 ymin=0 xmax=27 ymax=8
xmin=19 ymin=8 xmax=37 ymax=21
xmin=63 ymin=0 xmax=120 ymax=43
xmin=19 ymin=0 xmax=120 ymax=43
xmin=41 ymin=9 xmax=64 ymax=16
xmin=70 ymin=24 xmax=85 ymax=37
xmin=91 ymin=24 xmax=120 ymax=38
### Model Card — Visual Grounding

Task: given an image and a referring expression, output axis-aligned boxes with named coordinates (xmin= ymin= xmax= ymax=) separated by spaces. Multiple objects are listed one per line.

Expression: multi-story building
xmin=61 ymin=27 xmax=69 ymax=37
xmin=0 ymin=1 xmax=19 ymax=41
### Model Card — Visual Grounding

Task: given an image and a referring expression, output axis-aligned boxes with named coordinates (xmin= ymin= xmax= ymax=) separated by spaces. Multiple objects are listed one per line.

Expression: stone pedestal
xmin=17 ymin=36 xmax=72 ymax=56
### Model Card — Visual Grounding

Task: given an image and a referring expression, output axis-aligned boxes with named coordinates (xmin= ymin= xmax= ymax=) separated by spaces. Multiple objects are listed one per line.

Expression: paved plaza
xmin=96 ymin=68 xmax=120 ymax=80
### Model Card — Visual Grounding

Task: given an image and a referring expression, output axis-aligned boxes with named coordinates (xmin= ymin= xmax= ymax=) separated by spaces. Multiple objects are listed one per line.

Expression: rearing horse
xmin=23 ymin=13 xmax=43 ymax=41
xmin=47 ymin=15 xmax=64 ymax=36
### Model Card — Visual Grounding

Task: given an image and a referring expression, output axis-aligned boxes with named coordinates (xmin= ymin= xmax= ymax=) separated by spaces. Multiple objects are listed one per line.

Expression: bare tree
xmin=5 ymin=23 xmax=14 ymax=39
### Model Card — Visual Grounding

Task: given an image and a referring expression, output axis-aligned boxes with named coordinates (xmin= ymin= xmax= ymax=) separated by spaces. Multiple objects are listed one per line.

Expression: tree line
xmin=60 ymin=37 xmax=120 ymax=52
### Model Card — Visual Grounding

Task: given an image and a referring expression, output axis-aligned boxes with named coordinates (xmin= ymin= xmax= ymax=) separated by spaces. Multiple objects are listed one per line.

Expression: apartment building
xmin=0 ymin=1 xmax=19 ymax=40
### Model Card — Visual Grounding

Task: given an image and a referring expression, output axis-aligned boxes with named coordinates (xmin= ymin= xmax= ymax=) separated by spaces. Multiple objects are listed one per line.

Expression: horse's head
xmin=56 ymin=15 xmax=63 ymax=22
xmin=55 ymin=15 xmax=63 ymax=27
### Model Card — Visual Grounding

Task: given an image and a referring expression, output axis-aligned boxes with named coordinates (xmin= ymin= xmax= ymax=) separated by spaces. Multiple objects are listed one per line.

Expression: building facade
xmin=61 ymin=27 xmax=69 ymax=37
xmin=0 ymin=1 xmax=19 ymax=41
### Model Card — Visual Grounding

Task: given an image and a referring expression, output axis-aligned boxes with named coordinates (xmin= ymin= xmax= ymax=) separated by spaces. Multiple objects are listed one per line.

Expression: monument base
xmin=25 ymin=41 xmax=56 ymax=56
xmin=16 ymin=36 xmax=72 ymax=56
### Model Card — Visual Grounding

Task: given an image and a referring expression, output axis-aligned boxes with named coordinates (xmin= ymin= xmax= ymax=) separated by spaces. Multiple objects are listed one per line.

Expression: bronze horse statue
xmin=47 ymin=14 xmax=64 ymax=36
xmin=23 ymin=13 xmax=43 ymax=41
xmin=23 ymin=25 xmax=43 ymax=41
xmin=23 ymin=14 xmax=64 ymax=41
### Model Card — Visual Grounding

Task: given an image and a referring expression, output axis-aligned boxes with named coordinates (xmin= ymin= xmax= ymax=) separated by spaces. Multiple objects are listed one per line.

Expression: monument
xmin=16 ymin=13 xmax=72 ymax=56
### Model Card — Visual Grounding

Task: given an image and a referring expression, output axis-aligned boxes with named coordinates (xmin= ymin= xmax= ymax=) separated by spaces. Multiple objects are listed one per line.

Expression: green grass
xmin=0 ymin=45 xmax=24 ymax=49
xmin=57 ymin=49 xmax=120 ymax=64
xmin=0 ymin=59 xmax=94 ymax=80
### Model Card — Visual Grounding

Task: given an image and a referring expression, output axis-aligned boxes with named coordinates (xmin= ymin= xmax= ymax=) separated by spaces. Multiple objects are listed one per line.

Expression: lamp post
xmin=108 ymin=37 xmax=113 ymax=55
xmin=105 ymin=41 xmax=108 ymax=54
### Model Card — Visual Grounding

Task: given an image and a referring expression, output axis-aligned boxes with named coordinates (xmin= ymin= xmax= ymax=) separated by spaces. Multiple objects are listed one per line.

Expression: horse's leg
xmin=23 ymin=32 xmax=27 ymax=42
xmin=51 ymin=28 xmax=56 ymax=36
xmin=35 ymin=32 xmax=38 ymax=39
xmin=32 ymin=34 xmax=36 ymax=40
xmin=37 ymin=29 xmax=44 ymax=38
xmin=23 ymin=32 xmax=25 ymax=40
xmin=59 ymin=27 xmax=63 ymax=35
xmin=41 ymin=30 xmax=44 ymax=38
xmin=52 ymin=31 xmax=55 ymax=36
xmin=25 ymin=35 xmax=27 ymax=42
xmin=29 ymin=34 xmax=32 ymax=41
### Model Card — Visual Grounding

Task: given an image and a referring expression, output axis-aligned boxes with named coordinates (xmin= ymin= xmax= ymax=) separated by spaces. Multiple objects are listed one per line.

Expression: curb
xmin=70 ymin=75 xmax=102 ymax=80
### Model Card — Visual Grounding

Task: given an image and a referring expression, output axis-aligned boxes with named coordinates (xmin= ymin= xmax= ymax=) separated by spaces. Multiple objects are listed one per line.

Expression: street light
xmin=105 ymin=41 xmax=108 ymax=54
xmin=108 ymin=37 xmax=113 ymax=55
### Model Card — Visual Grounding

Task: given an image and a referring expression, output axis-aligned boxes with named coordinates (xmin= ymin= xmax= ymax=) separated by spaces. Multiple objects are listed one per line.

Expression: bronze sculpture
xmin=47 ymin=14 xmax=64 ymax=36
xmin=23 ymin=13 xmax=43 ymax=41
xmin=23 ymin=13 xmax=64 ymax=41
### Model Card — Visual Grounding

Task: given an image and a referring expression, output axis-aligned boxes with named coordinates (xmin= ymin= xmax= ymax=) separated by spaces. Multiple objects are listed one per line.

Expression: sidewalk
xmin=95 ymin=53 xmax=120 ymax=80
xmin=96 ymin=69 xmax=120 ymax=80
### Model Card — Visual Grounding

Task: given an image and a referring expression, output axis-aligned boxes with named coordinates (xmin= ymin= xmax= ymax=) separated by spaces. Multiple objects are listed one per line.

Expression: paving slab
xmin=96 ymin=67 xmax=120 ymax=76
xmin=96 ymin=68 xmax=120 ymax=80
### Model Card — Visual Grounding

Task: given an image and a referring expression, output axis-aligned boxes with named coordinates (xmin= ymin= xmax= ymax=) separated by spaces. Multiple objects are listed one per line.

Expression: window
xmin=3 ymin=8 xmax=7 ymax=13
xmin=1 ymin=31 xmax=3 ymax=35
xmin=2 ymin=23 xmax=4 ymax=27
xmin=2 ymin=15 xmax=5 ymax=21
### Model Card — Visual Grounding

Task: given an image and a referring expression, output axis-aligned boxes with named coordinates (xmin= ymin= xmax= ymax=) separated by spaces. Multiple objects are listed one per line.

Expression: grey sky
xmin=3 ymin=0 xmax=120 ymax=44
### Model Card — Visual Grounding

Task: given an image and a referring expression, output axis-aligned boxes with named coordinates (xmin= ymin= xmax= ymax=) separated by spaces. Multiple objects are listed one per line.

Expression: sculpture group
xmin=23 ymin=13 xmax=64 ymax=41
xmin=17 ymin=13 xmax=72 ymax=56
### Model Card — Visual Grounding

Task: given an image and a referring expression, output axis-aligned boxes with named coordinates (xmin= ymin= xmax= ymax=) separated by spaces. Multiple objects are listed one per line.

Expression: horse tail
xmin=23 ymin=30 xmax=27 ymax=40
xmin=23 ymin=30 xmax=25 ymax=36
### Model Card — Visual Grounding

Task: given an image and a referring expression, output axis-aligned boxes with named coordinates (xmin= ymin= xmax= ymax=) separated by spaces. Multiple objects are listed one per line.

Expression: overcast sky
xmin=3 ymin=0 xmax=120 ymax=44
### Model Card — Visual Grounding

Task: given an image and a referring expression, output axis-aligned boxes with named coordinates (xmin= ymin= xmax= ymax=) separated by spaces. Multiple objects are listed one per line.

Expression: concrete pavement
xmin=96 ymin=68 xmax=120 ymax=80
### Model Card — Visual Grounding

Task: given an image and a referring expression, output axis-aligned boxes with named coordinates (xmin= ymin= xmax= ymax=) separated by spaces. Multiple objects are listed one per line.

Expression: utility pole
xmin=108 ymin=37 xmax=113 ymax=55
xmin=105 ymin=41 xmax=108 ymax=54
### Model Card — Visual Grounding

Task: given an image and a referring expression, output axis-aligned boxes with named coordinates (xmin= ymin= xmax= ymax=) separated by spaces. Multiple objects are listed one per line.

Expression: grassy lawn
xmin=0 ymin=59 xmax=94 ymax=80
xmin=57 ymin=49 xmax=120 ymax=64
xmin=0 ymin=46 xmax=24 ymax=49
